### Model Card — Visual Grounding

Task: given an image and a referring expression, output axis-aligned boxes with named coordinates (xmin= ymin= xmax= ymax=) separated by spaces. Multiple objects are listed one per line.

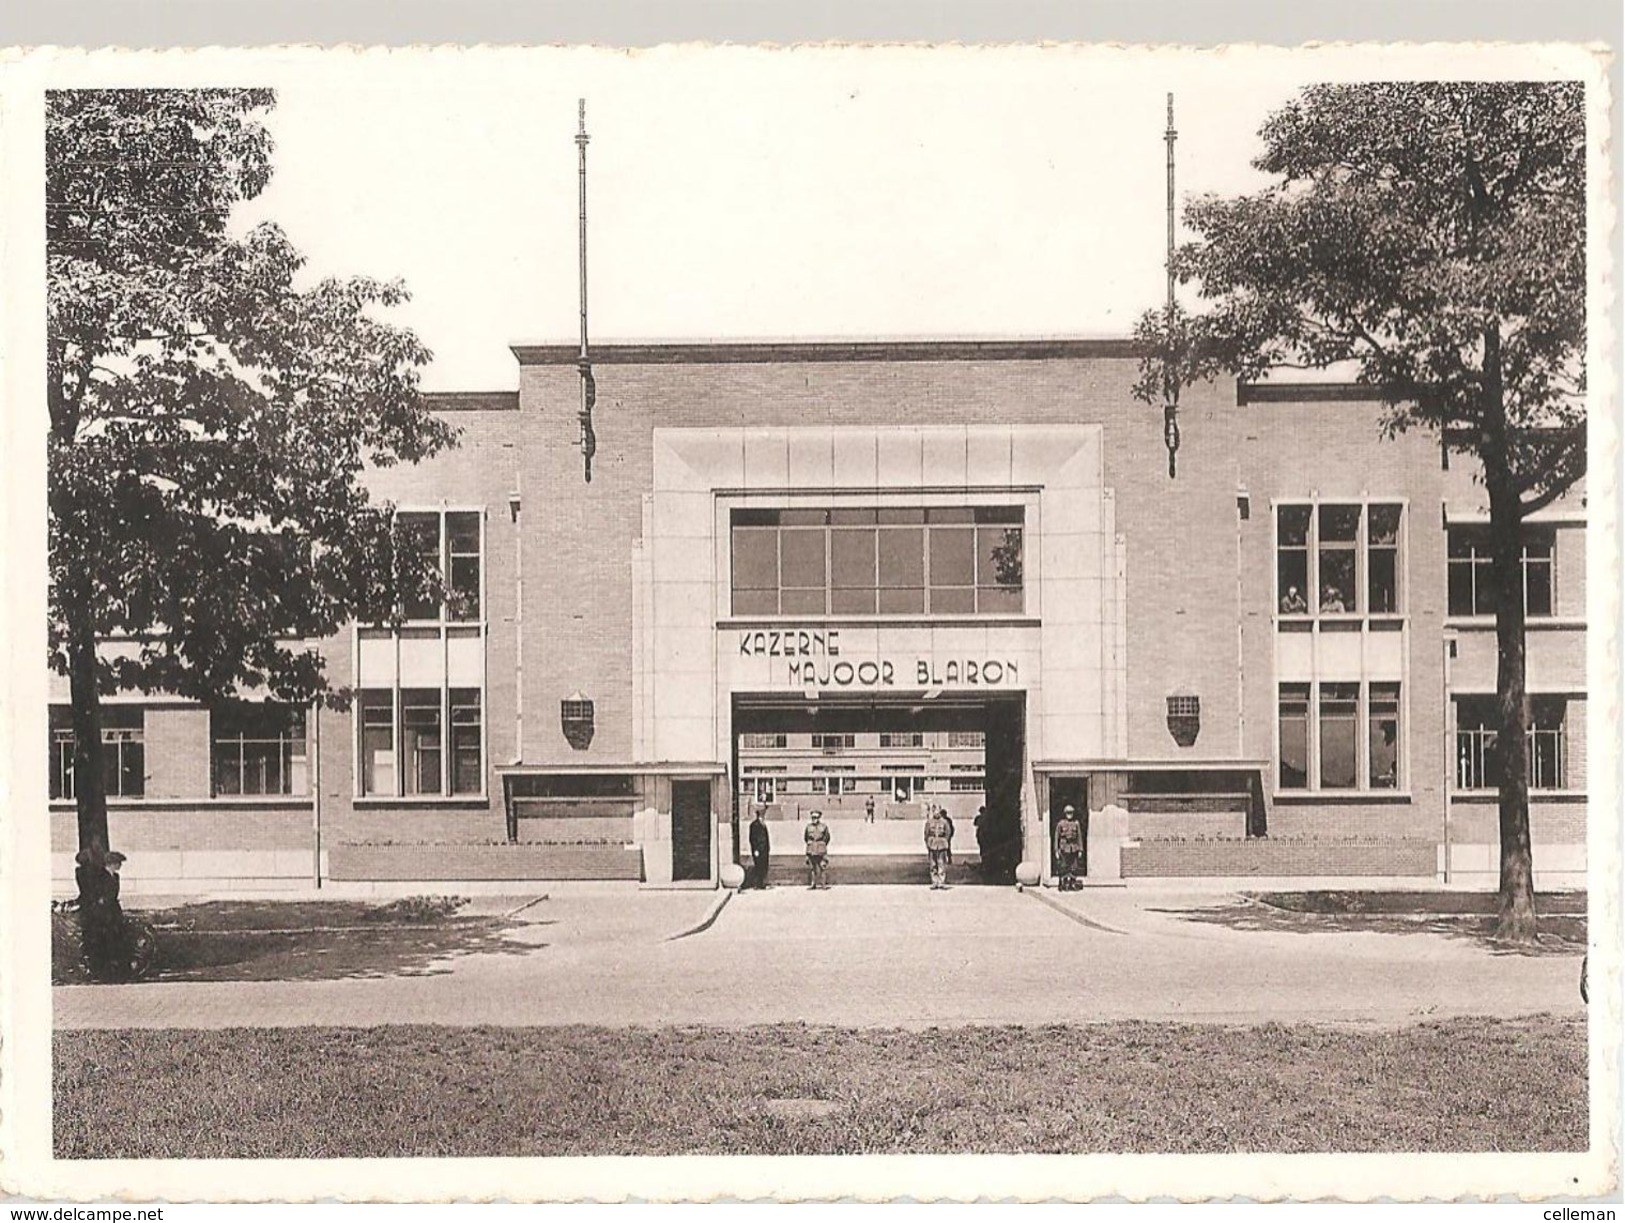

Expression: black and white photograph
xmin=0 ymin=41 xmax=1616 ymax=1204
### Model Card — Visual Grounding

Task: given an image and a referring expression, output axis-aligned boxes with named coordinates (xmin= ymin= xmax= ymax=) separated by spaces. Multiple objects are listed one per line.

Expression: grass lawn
xmin=55 ymin=1016 xmax=1587 ymax=1157
xmin=52 ymin=897 xmax=530 ymax=985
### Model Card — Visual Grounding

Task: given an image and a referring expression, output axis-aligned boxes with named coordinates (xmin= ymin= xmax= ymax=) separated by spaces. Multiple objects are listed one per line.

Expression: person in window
xmin=804 ymin=809 xmax=831 ymax=889
xmin=1320 ymin=583 xmax=1347 ymax=614
xmin=1280 ymin=585 xmax=1308 ymax=614
xmin=747 ymin=806 xmax=772 ymax=889
xmin=924 ymin=804 xmax=954 ymax=890
xmin=1054 ymin=805 xmax=1085 ymax=892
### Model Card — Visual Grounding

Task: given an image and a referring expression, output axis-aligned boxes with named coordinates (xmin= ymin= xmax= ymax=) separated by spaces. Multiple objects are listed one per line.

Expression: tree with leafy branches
xmin=1135 ymin=81 xmax=1586 ymax=942
xmin=48 ymin=88 xmax=456 ymax=952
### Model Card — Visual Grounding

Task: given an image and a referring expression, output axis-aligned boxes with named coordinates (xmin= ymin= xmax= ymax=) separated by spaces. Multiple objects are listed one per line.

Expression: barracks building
xmin=48 ymin=338 xmax=1590 ymax=893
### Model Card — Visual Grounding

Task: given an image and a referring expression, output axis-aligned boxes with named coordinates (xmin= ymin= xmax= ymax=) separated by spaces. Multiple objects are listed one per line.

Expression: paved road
xmin=53 ymin=885 xmax=1584 ymax=1031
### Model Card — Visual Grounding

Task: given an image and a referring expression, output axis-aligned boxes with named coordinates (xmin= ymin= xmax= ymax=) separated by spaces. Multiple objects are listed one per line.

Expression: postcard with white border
xmin=0 ymin=41 xmax=1617 ymax=1203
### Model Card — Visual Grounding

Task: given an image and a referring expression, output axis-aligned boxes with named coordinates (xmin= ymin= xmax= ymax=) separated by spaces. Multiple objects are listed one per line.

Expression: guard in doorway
xmin=804 ymin=809 xmax=831 ymax=889
xmin=924 ymin=804 xmax=954 ymax=889
xmin=1055 ymin=804 xmax=1085 ymax=891
xmin=748 ymin=806 xmax=772 ymax=889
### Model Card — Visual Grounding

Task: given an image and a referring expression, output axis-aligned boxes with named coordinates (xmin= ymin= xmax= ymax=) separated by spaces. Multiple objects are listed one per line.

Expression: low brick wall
xmin=328 ymin=843 xmax=642 ymax=881
xmin=1120 ymin=839 xmax=1436 ymax=878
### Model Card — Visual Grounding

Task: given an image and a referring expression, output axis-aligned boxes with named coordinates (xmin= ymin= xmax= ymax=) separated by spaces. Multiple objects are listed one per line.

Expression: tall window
xmin=397 ymin=509 xmax=483 ymax=622
xmin=1368 ymin=683 xmax=1400 ymax=789
xmin=212 ymin=702 xmax=307 ymax=796
xmin=1278 ymin=684 xmax=1310 ymax=789
xmin=1276 ymin=502 xmax=1405 ymax=616
xmin=1456 ymin=695 xmax=1570 ymax=790
xmin=1319 ymin=683 xmax=1360 ymax=789
xmin=401 ymin=689 xmax=443 ymax=796
xmin=1447 ymin=527 xmax=1555 ymax=617
xmin=360 ymin=690 xmax=395 ymax=796
xmin=450 ymin=689 xmax=483 ymax=795
xmin=49 ymin=705 xmax=145 ymax=800
xmin=360 ymin=687 xmax=483 ymax=797
xmin=731 ymin=507 xmax=1024 ymax=616
xmin=1278 ymin=683 xmax=1404 ymax=792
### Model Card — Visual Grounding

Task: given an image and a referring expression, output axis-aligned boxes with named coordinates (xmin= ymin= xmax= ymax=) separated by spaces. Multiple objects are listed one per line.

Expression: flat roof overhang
xmin=1033 ymin=758 xmax=1271 ymax=772
xmin=495 ymin=762 xmax=726 ymax=775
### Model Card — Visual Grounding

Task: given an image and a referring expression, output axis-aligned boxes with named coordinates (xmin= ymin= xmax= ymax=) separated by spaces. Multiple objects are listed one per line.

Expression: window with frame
xmin=878 ymin=732 xmax=925 ymax=748
xmin=360 ymin=685 xmax=484 ymax=798
xmin=949 ymin=775 xmax=986 ymax=792
xmin=1275 ymin=502 xmax=1405 ymax=617
xmin=396 ymin=509 xmax=483 ymax=622
xmin=1455 ymin=695 xmax=1570 ymax=790
xmin=811 ymin=733 xmax=855 ymax=752
xmin=739 ymin=733 xmax=787 ymax=749
xmin=49 ymin=705 xmax=146 ymax=800
xmin=731 ymin=506 xmax=1025 ymax=616
xmin=947 ymin=730 xmax=986 ymax=748
xmin=1277 ymin=682 xmax=1404 ymax=792
xmin=1446 ymin=526 xmax=1555 ymax=618
xmin=211 ymin=702 xmax=308 ymax=797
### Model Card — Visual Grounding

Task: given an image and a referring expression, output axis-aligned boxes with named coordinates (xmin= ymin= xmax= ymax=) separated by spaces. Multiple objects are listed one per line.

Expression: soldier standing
xmin=804 ymin=809 xmax=831 ymax=889
xmin=1054 ymin=804 xmax=1085 ymax=891
xmin=864 ymin=793 xmax=876 ymax=823
xmin=748 ymin=806 xmax=772 ymax=889
xmin=924 ymin=804 xmax=954 ymax=890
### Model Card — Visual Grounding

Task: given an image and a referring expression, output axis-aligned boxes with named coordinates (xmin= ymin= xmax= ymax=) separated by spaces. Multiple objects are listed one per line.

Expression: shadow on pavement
xmin=54 ymin=899 xmax=540 ymax=985
xmin=1153 ymin=894 xmax=1586 ymax=957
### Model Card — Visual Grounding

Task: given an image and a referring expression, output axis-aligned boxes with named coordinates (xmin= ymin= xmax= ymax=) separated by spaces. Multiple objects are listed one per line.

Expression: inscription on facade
xmin=736 ymin=632 xmax=1017 ymax=689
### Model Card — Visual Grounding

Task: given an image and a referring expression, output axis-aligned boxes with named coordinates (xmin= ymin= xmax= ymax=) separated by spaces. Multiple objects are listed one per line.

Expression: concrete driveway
xmin=53 ymin=884 xmax=1585 ymax=1031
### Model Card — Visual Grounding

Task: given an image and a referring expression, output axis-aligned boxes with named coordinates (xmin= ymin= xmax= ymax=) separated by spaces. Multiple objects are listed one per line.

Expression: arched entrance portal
xmin=730 ymin=692 xmax=1026 ymax=886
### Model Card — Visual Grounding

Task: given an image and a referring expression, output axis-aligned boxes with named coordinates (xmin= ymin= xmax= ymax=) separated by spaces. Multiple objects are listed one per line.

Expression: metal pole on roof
xmin=1163 ymin=92 xmax=1181 ymax=479
xmin=576 ymin=99 xmax=597 ymax=482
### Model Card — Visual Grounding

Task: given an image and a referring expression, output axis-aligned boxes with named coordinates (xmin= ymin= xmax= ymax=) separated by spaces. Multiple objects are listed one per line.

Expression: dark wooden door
xmin=671 ymin=780 xmax=713 ymax=882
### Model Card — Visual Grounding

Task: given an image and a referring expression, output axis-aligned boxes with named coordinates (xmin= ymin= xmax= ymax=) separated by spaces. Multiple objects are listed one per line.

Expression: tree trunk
xmin=1481 ymin=325 xmax=1538 ymax=943
xmin=67 ymin=581 xmax=111 ymax=892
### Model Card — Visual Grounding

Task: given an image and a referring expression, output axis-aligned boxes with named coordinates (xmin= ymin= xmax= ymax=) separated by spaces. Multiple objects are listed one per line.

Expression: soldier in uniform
xmin=747 ymin=806 xmax=771 ymax=889
xmin=804 ymin=809 xmax=831 ymax=889
xmin=924 ymin=804 xmax=954 ymax=889
xmin=1054 ymin=804 xmax=1085 ymax=891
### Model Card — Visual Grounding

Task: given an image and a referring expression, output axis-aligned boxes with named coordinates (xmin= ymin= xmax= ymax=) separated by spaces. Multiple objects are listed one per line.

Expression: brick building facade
xmin=48 ymin=339 xmax=1589 ymax=892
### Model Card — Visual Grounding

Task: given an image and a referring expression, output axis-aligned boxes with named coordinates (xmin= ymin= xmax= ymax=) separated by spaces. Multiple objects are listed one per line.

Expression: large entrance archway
xmin=730 ymin=692 xmax=1026 ymax=885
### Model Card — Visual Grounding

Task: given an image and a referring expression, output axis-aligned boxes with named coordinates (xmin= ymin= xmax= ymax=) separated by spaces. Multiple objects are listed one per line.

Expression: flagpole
xmin=1162 ymin=92 xmax=1181 ymax=479
xmin=576 ymin=98 xmax=596 ymax=482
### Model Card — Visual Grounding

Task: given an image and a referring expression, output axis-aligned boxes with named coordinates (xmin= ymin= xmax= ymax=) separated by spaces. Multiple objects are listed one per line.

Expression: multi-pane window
xmin=1275 ymin=502 xmax=1405 ymax=616
xmin=212 ymin=702 xmax=307 ymax=797
xmin=947 ymin=730 xmax=986 ymax=748
xmin=739 ymin=733 xmax=788 ymax=749
xmin=879 ymin=732 xmax=925 ymax=748
xmin=1278 ymin=683 xmax=1404 ymax=792
xmin=1455 ymin=695 xmax=1570 ymax=790
xmin=360 ymin=687 xmax=483 ymax=797
xmin=1447 ymin=527 xmax=1555 ymax=617
xmin=397 ymin=509 xmax=483 ymax=622
xmin=811 ymin=733 xmax=855 ymax=751
xmin=49 ymin=705 xmax=145 ymax=800
xmin=731 ymin=507 xmax=1024 ymax=616
xmin=948 ymin=775 xmax=986 ymax=792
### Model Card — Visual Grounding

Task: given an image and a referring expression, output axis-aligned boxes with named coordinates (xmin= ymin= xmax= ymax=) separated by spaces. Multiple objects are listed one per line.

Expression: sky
xmin=202 ymin=44 xmax=1589 ymax=392
xmin=219 ymin=48 xmax=1316 ymax=391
